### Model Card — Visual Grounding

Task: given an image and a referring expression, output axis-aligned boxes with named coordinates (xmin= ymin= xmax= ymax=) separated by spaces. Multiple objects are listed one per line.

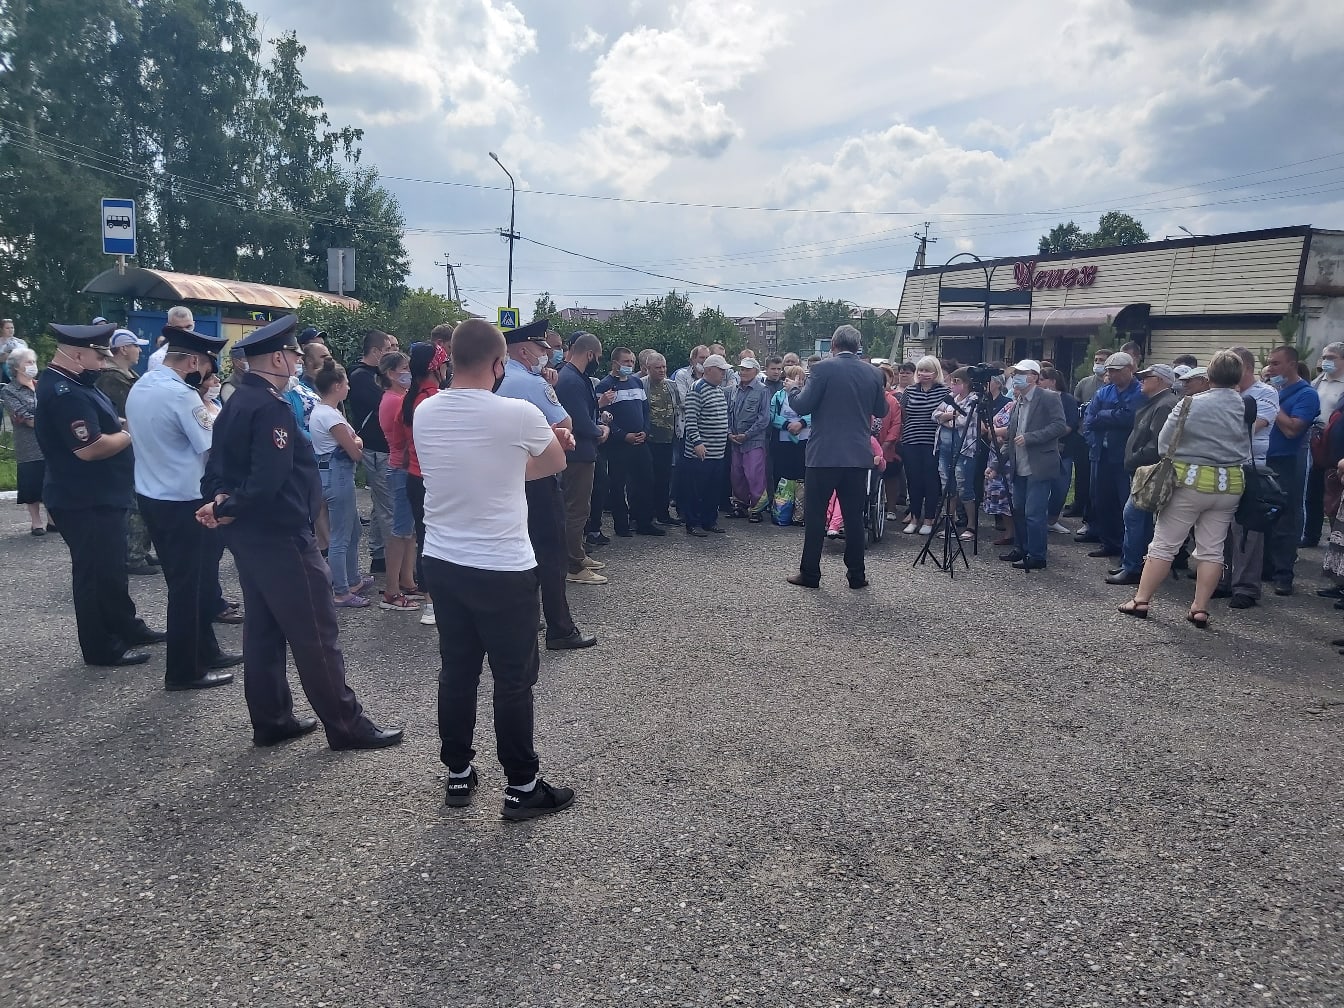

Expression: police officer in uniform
xmin=197 ymin=315 xmax=403 ymax=750
xmin=36 ymin=323 xmax=166 ymax=667
xmin=497 ymin=320 xmax=596 ymax=651
xmin=126 ymin=325 xmax=241 ymax=692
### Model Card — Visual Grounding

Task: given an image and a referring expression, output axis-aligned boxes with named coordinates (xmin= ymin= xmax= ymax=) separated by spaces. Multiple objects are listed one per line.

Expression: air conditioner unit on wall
xmin=910 ymin=320 xmax=937 ymax=342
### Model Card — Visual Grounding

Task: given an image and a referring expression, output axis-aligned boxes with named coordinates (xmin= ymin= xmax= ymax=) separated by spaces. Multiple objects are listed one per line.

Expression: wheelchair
xmin=864 ymin=466 xmax=887 ymax=544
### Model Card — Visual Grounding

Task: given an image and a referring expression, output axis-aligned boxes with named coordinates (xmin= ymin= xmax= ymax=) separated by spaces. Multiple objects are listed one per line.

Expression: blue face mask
xmin=1093 ymin=364 xmax=1105 ymax=376
xmin=1011 ymin=374 xmax=1029 ymax=390
xmin=1321 ymin=359 xmax=1337 ymax=375
xmin=618 ymin=365 xmax=633 ymax=378
xmin=1269 ymin=374 xmax=1285 ymax=388
xmin=551 ymin=349 xmax=565 ymax=367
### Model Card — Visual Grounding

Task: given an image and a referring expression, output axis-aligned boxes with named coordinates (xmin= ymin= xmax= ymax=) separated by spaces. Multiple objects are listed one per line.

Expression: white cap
xmin=702 ymin=354 xmax=730 ymax=371
xmin=1012 ymin=359 xmax=1041 ymax=374
xmin=734 ymin=357 xmax=760 ymax=371
xmin=1173 ymin=365 xmax=1207 ymax=380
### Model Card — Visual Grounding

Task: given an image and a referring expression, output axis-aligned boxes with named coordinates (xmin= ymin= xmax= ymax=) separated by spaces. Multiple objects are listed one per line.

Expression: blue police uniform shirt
xmin=497 ymin=358 xmax=568 ymax=425
xmin=34 ymin=364 xmax=135 ymax=510
xmin=125 ymin=366 xmax=215 ymax=501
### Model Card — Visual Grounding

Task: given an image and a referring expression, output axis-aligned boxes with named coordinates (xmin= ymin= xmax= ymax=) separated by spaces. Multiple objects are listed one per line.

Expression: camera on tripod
xmin=964 ymin=363 xmax=1004 ymax=396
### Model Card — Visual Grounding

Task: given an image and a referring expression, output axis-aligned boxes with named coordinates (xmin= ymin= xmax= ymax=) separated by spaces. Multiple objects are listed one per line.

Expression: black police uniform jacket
xmin=35 ymin=364 xmax=135 ymax=510
xmin=202 ymin=372 xmax=320 ymax=532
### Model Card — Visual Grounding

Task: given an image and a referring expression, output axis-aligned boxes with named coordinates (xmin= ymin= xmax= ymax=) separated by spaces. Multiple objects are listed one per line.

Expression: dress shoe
xmin=1105 ymin=569 xmax=1141 ymax=585
xmin=636 ymin=526 xmax=666 ymax=536
xmin=686 ymin=527 xmax=708 ymax=537
xmin=786 ymin=574 xmax=820 ymax=589
xmin=203 ymin=650 xmax=244 ymax=670
xmin=706 ymin=526 xmax=727 ymax=533
xmin=1211 ymin=587 xmax=1232 ymax=599
xmin=1273 ymin=581 xmax=1294 ymax=597
xmin=125 ymin=626 xmax=167 ymax=646
xmin=999 ymin=549 xmax=1025 ymax=562
xmin=654 ymin=516 xmax=678 ymax=526
xmin=1316 ymin=586 xmax=1344 ymax=599
xmin=214 ymin=605 xmax=244 ymax=625
xmin=329 ymin=725 xmax=404 ymax=751
xmin=1108 ymin=566 xmax=1124 ymax=576
xmin=848 ymin=579 xmax=869 ymax=589
xmin=1228 ymin=594 xmax=1258 ymax=609
xmin=546 ymin=631 xmax=598 ymax=651
xmin=165 ymin=671 xmax=234 ymax=691
xmin=1075 ymin=533 xmax=1102 ymax=544
xmin=95 ymin=650 xmax=150 ymax=668
xmin=253 ymin=715 xmax=319 ymax=747
xmin=584 ymin=532 xmax=610 ymax=547
xmin=613 ymin=529 xmax=633 ymax=538
xmin=1087 ymin=547 xmax=1120 ymax=558
xmin=1012 ymin=558 xmax=1047 ymax=570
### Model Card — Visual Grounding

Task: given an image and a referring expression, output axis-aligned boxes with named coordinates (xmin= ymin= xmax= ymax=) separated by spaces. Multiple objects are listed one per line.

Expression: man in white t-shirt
xmin=413 ymin=318 xmax=574 ymax=821
xmin=149 ymin=305 xmax=195 ymax=371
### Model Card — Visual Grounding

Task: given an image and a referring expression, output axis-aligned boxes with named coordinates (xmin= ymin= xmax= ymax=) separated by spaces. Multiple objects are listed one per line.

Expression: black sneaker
xmin=444 ymin=765 xmax=479 ymax=807
xmin=502 ymin=777 xmax=576 ymax=822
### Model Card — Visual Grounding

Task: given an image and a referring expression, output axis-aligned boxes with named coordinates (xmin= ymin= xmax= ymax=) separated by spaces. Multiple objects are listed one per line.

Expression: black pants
xmin=606 ymin=442 xmax=654 ymax=532
xmin=799 ymin=467 xmax=869 ymax=584
xmin=1091 ymin=458 xmax=1128 ymax=553
xmin=525 ymin=476 xmax=577 ymax=641
xmin=406 ymin=473 xmax=426 ymax=586
xmin=1071 ymin=449 xmax=1092 ymax=514
xmin=903 ymin=447 xmax=941 ymax=521
xmin=1267 ymin=452 xmax=1308 ymax=585
xmin=224 ymin=526 xmax=371 ymax=743
xmin=649 ymin=441 xmax=674 ymax=521
xmin=587 ymin=451 xmax=608 ymax=534
xmin=680 ymin=455 xmax=724 ymax=530
xmin=138 ymin=495 xmax=223 ymax=684
xmin=424 ymin=557 xmax=541 ymax=786
xmin=49 ymin=505 xmax=147 ymax=665
xmin=1305 ymin=461 xmax=1326 ymax=547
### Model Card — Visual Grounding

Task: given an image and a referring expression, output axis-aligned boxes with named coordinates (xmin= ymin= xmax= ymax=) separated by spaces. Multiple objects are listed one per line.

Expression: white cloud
xmin=571 ymin=26 xmax=606 ymax=53
xmin=580 ymin=0 xmax=788 ymax=191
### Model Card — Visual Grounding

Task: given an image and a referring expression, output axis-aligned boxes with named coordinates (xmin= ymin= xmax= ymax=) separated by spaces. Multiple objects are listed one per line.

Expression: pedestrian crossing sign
xmin=497 ymin=308 xmax=519 ymax=331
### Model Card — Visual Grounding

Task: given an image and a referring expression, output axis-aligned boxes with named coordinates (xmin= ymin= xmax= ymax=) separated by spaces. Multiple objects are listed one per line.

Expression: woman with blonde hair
xmin=1118 ymin=350 xmax=1250 ymax=627
xmin=897 ymin=355 xmax=947 ymax=534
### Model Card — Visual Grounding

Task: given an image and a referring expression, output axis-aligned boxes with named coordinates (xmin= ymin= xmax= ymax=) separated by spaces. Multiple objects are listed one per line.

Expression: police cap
xmin=163 ymin=326 xmax=229 ymax=357
xmin=234 ymin=315 xmax=302 ymax=357
xmin=48 ymin=322 xmax=117 ymax=351
xmin=504 ymin=318 xmax=550 ymax=346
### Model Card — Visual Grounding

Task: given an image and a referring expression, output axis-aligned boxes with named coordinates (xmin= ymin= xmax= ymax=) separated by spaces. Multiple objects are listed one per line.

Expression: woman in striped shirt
xmin=898 ymin=356 xmax=948 ymax=534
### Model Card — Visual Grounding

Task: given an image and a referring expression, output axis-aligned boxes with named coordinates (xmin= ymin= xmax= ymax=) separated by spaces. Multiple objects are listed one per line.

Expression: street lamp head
xmin=489 ymin=151 xmax=500 ymax=162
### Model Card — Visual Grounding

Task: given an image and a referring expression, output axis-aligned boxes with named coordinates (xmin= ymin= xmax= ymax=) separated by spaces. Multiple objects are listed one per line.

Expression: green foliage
xmin=1276 ymin=313 xmax=1300 ymax=346
xmin=1073 ymin=315 xmax=1117 ymax=384
xmin=1039 ymin=213 xmax=1149 ymax=255
xmin=551 ymin=291 xmax=745 ymax=369
xmin=0 ymin=4 xmax=409 ymax=343
xmin=297 ymin=289 xmax=465 ymax=366
xmin=779 ymin=299 xmax=855 ymax=355
xmin=389 ymin=289 xmax=467 ymax=344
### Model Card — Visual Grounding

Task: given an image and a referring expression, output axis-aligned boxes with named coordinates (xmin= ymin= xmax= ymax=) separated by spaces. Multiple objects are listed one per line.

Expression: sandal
xmin=1186 ymin=609 xmax=1211 ymax=629
xmin=379 ymin=593 xmax=421 ymax=611
xmin=334 ymin=593 xmax=371 ymax=608
xmin=400 ymin=584 xmax=424 ymax=600
xmin=1117 ymin=598 xmax=1150 ymax=620
xmin=354 ymin=576 xmax=376 ymax=596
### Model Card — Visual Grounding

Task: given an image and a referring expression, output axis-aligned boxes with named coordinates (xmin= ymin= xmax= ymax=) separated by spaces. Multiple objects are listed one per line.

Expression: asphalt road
xmin=0 ymin=503 xmax=1340 ymax=1007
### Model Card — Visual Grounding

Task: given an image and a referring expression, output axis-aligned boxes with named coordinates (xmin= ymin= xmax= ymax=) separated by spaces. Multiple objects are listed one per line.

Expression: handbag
xmin=1235 ymin=419 xmax=1288 ymax=532
xmin=1130 ymin=397 xmax=1190 ymax=513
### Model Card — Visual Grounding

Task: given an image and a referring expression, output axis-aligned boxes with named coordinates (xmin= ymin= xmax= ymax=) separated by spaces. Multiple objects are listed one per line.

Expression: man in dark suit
xmin=785 ymin=325 xmax=889 ymax=589
xmin=1002 ymin=360 xmax=1068 ymax=571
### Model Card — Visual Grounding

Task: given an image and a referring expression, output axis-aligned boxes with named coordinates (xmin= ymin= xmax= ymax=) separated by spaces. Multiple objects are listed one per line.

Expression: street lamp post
xmin=489 ymin=152 xmax=517 ymax=308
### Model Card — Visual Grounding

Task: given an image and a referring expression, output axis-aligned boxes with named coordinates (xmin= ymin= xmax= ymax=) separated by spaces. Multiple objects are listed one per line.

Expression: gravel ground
xmin=0 ymin=501 xmax=1340 ymax=1008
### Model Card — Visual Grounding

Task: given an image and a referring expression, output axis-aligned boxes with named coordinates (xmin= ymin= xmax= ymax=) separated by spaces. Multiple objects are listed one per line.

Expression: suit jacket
xmin=1005 ymin=386 xmax=1067 ymax=478
xmin=788 ymin=352 xmax=888 ymax=469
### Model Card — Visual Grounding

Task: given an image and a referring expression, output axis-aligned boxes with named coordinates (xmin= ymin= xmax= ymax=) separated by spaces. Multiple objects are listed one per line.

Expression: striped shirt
xmin=683 ymin=378 xmax=729 ymax=459
xmin=900 ymin=383 xmax=948 ymax=447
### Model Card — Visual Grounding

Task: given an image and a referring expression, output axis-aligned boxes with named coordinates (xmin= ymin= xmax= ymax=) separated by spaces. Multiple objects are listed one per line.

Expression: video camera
xmin=965 ymin=363 xmax=1004 ymax=395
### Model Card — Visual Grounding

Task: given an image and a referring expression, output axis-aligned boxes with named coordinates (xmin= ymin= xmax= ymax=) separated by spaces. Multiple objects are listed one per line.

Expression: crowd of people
xmin=7 ymin=305 xmax=1344 ymax=822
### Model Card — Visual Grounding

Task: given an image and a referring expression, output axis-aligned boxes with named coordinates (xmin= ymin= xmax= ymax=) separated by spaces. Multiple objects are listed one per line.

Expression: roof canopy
xmin=935 ymin=303 xmax=1150 ymax=340
xmin=82 ymin=266 xmax=360 ymax=312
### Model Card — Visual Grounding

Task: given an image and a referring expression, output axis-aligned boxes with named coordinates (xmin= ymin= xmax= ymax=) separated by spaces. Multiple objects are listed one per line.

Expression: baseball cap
xmin=1104 ymin=352 xmax=1135 ymax=370
xmin=110 ymin=328 xmax=149 ymax=348
xmin=1136 ymin=364 xmax=1177 ymax=385
xmin=1173 ymin=364 xmax=1207 ymax=381
xmin=734 ymin=357 xmax=760 ymax=371
xmin=1012 ymin=359 xmax=1041 ymax=374
xmin=702 ymin=354 xmax=730 ymax=371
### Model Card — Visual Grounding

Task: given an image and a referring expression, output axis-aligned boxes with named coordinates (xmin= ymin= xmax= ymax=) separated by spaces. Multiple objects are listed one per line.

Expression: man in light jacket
xmin=1002 ymin=360 xmax=1068 ymax=571
xmin=726 ymin=357 xmax=773 ymax=520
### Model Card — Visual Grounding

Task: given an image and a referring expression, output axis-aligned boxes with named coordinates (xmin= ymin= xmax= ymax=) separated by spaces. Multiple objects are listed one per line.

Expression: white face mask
xmin=285 ymin=374 xmax=300 ymax=393
xmin=22 ymin=363 xmax=38 ymax=378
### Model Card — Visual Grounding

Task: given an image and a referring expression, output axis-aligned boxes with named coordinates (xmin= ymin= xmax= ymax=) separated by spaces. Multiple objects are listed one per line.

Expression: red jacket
xmin=879 ymin=390 xmax=902 ymax=463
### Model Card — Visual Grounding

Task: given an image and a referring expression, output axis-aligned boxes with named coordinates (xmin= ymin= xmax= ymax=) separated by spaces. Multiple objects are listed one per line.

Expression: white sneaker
xmin=567 ymin=568 xmax=609 ymax=585
xmin=918 ymin=524 xmax=933 ymax=535
xmin=419 ymin=603 xmax=436 ymax=626
xmin=581 ymin=557 xmax=606 ymax=570
xmin=903 ymin=522 xmax=919 ymax=534
xmin=1049 ymin=522 xmax=1073 ymax=534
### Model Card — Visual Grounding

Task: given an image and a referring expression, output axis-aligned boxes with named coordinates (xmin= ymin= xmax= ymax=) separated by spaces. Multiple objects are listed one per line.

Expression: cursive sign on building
xmin=1014 ymin=261 xmax=1100 ymax=290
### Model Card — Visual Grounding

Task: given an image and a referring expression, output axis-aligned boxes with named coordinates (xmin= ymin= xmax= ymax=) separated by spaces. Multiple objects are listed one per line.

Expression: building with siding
xmin=894 ymin=226 xmax=1344 ymax=374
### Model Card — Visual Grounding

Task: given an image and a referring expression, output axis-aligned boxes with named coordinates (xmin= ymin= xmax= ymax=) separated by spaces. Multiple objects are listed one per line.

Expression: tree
xmin=779 ymin=299 xmax=854 ymax=356
xmin=389 ymin=289 xmax=467 ymax=344
xmin=1276 ymin=313 xmax=1300 ymax=347
xmin=1090 ymin=211 xmax=1148 ymax=249
xmin=1074 ymin=315 xmax=1117 ymax=384
xmin=1038 ymin=222 xmax=1086 ymax=255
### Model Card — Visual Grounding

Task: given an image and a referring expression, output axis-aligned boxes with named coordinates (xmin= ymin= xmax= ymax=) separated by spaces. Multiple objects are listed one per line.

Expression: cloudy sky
xmin=245 ymin=0 xmax=1344 ymax=319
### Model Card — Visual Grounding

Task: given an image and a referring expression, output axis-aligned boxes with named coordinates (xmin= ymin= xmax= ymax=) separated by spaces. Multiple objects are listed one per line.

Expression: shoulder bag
xmin=1130 ymin=396 xmax=1190 ymax=513
xmin=1235 ymin=420 xmax=1287 ymax=534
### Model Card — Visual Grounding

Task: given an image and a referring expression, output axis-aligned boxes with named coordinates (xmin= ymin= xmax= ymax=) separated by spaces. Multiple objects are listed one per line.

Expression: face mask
xmin=1269 ymin=374 xmax=1285 ymax=388
xmin=184 ymin=371 xmax=204 ymax=389
xmin=1322 ymin=359 xmax=1337 ymax=375
xmin=396 ymin=372 xmax=412 ymax=388
xmin=22 ymin=363 xmax=38 ymax=378
xmin=584 ymin=357 xmax=600 ymax=378
xmin=618 ymin=365 xmax=633 ymax=378
xmin=1093 ymin=364 xmax=1105 ymax=376
xmin=527 ymin=352 xmax=547 ymax=375
xmin=1011 ymin=374 xmax=1029 ymax=390
xmin=295 ymin=363 xmax=305 ymax=379
xmin=491 ymin=361 xmax=505 ymax=394
xmin=551 ymin=349 xmax=565 ymax=367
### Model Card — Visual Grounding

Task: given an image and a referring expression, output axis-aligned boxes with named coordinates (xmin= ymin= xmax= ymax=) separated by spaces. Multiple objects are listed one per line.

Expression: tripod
xmin=913 ymin=479 xmax=969 ymax=576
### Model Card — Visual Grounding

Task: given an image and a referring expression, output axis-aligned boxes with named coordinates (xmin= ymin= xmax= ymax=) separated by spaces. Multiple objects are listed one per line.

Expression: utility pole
xmin=435 ymin=253 xmax=462 ymax=304
xmin=913 ymin=221 xmax=939 ymax=269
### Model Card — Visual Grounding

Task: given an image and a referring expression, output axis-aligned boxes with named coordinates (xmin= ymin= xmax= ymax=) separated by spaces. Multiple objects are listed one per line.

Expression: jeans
xmin=937 ymin=441 xmax=975 ymax=501
xmin=1050 ymin=456 xmax=1074 ymax=519
xmin=1011 ymin=475 xmax=1052 ymax=563
xmin=1119 ymin=494 xmax=1155 ymax=574
xmin=320 ymin=455 xmax=362 ymax=595
xmin=1091 ymin=457 xmax=1128 ymax=552
xmin=360 ymin=448 xmax=390 ymax=561
xmin=1267 ymin=451 xmax=1308 ymax=585
xmin=387 ymin=466 xmax=414 ymax=538
xmin=424 ymin=558 xmax=542 ymax=786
